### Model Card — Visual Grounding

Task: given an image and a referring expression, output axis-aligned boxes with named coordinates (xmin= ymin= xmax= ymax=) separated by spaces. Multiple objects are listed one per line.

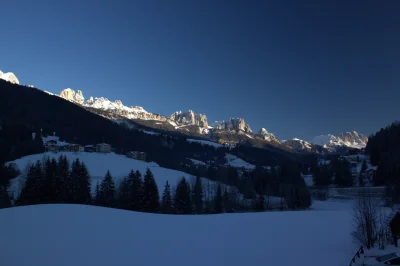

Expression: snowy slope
xmin=0 ymin=202 xmax=356 ymax=266
xmin=187 ymin=138 xmax=224 ymax=148
xmin=225 ymin=153 xmax=255 ymax=170
xmin=8 ymin=152 xmax=221 ymax=199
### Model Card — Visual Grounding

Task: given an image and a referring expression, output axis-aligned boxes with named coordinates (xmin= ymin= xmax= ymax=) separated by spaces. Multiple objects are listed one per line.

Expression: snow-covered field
xmin=0 ymin=200 xmax=357 ymax=266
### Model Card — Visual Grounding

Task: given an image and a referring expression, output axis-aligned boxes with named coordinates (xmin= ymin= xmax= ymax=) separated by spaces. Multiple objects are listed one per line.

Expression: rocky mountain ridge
xmin=58 ymin=88 xmax=368 ymax=151
xmin=310 ymin=131 xmax=368 ymax=150
xmin=0 ymin=68 xmax=368 ymax=153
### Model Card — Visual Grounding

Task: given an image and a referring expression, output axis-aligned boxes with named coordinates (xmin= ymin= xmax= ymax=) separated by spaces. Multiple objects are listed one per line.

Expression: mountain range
xmin=56 ymin=88 xmax=368 ymax=153
xmin=1 ymin=69 xmax=368 ymax=154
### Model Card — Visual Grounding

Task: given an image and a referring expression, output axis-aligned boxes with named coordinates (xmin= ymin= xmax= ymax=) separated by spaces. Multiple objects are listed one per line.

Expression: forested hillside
xmin=365 ymin=121 xmax=400 ymax=203
xmin=0 ymin=80 xmax=312 ymax=210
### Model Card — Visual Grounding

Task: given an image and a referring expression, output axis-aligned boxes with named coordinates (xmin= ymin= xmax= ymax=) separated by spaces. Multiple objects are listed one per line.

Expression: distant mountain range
xmin=1 ymin=69 xmax=369 ymax=154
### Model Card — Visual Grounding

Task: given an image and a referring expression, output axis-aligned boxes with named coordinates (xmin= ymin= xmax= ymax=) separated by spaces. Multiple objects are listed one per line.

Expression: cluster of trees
xmin=365 ymin=121 xmax=400 ymax=204
xmin=4 ymin=154 xmax=312 ymax=213
xmin=16 ymin=155 xmax=91 ymax=206
xmin=313 ymin=157 xmax=353 ymax=188
xmin=7 ymin=155 xmax=252 ymax=214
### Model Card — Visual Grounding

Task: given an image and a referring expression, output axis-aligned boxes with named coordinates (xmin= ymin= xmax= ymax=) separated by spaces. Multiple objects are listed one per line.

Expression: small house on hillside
xmin=96 ymin=143 xmax=112 ymax=153
xmin=45 ymin=143 xmax=58 ymax=152
xmin=68 ymin=144 xmax=84 ymax=152
xmin=84 ymin=145 xmax=94 ymax=152
xmin=126 ymin=151 xmax=147 ymax=161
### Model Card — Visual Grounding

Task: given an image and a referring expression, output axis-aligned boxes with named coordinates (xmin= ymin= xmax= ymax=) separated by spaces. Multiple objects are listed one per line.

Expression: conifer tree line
xmin=365 ymin=121 xmax=400 ymax=204
xmin=16 ymin=155 xmax=92 ymax=206
xmin=312 ymin=157 xmax=353 ymax=188
xmin=8 ymin=155 xmax=239 ymax=214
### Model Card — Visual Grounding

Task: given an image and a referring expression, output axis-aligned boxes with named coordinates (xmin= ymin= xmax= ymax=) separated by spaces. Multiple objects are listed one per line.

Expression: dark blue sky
xmin=1 ymin=0 xmax=400 ymax=140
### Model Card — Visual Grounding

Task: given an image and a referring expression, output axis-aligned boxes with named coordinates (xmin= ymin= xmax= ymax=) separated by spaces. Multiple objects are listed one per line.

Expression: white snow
xmin=187 ymin=158 xmax=207 ymax=166
xmin=141 ymin=130 xmax=160 ymax=136
xmin=302 ymin=174 xmax=314 ymax=187
xmin=187 ymin=139 xmax=223 ymax=148
xmin=310 ymin=132 xmax=367 ymax=149
xmin=225 ymin=153 xmax=255 ymax=170
xmin=0 ymin=70 xmax=19 ymax=84
xmin=0 ymin=200 xmax=357 ymax=266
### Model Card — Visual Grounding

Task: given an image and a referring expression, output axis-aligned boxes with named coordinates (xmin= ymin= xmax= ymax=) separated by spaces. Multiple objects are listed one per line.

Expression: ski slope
xmin=0 ymin=201 xmax=356 ymax=266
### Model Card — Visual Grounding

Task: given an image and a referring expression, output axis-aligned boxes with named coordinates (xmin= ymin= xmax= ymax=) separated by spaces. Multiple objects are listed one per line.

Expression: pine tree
xmin=192 ymin=175 xmax=203 ymax=214
xmin=77 ymin=161 xmax=91 ymax=204
xmin=361 ymin=160 xmax=368 ymax=173
xmin=99 ymin=170 xmax=116 ymax=207
xmin=94 ymin=181 xmax=101 ymax=206
xmin=223 ymin=189 xmax=232 ymax=213
xmin=174 ymin=177 xmax=192 ymax=214
xmin=214 ymin=183 xmax=223 ymax=213
xmin=18 ymin=161 xmax=44 ymax=205
xmin=70 ymin=159 xmax=81 ymax=203
xmin=42 ymin=157 xmax=55 ymax=203
xmin=161 ymin=181 xmax=173 ymax=214
xmin=142 ymin=168 xmax=159 ymax=213
xmin=129 ymin=170 xmax=143 ymax=211
xmin=33 ymin=160 xmax=45 ymax=203
xmin=0 ymin=163 xmax=18 ymax=208
xmin=57 ymin=155 xmax=70 ymax=203
xmin=118 ymin=174 xmax=132 ymax=210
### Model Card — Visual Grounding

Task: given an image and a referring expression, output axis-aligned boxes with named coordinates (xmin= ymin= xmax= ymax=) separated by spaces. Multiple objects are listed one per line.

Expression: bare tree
xmin=352 ymin=189 xmax=382 ymax=249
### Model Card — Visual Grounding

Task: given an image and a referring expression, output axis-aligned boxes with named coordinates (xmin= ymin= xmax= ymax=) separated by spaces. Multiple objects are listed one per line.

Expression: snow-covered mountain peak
xmin=259 ymin=128 xmax=279 ymax=142
xmin=309 ymin=131 xmax=367 ymax=149
xmin=0 ymin=70 xmax=19 ymax=84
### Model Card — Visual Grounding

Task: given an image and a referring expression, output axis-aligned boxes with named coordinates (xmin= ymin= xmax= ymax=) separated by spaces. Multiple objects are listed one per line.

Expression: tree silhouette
xmin=174 ymin=177 xmax=192 ymax=214
xmin=142 ymin=168 xmax=159 ymax=212
xmin=161 ymin=181 xmax=173 ymax=214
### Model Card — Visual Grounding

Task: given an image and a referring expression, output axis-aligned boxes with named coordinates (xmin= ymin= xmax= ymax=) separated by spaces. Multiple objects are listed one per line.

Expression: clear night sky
xmin=1 ymin=0 xmax=400 ymax=140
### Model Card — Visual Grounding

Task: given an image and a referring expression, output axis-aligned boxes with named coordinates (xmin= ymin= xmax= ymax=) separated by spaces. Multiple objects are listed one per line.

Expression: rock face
xmin=170 ymin=110 xmax=208 ymax=128
xmin=60 ymin=88 xmax=84 ymax=103
xmin=212 ymin=118 xmax=252 ymax=133
xmin=310 ymin=131 xmax=368 ymax=149
xmin=59 ymin=88 xmax=168 ymax=120
xmin=259 ymin=128 xmax=279 ymax=142
xmin=0 ymin=70 xmax=19 ymax=84
xmin=338 ymin=131 xmax=368 ymax=147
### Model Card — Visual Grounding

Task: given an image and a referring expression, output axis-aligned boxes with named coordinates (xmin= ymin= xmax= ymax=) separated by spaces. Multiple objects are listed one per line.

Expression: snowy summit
xmin=0 ymin=70 xmax=19 ymax=84
xmin=310 ymin=131 xmax=368 ymax=149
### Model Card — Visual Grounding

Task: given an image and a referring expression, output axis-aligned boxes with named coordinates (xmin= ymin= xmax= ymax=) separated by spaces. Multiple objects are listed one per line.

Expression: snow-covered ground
xmin=187 ymin=158 xmax=207 ymax=166
xmin=187 ymin=138 xmax=224 ymax=148
xmin=140 ymin=129 xmax=160 ymax=136
xmin=225 ymin=153 xmax=255 ymax=170
xmin=0 ymin=200 xmax=357 ymax=266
